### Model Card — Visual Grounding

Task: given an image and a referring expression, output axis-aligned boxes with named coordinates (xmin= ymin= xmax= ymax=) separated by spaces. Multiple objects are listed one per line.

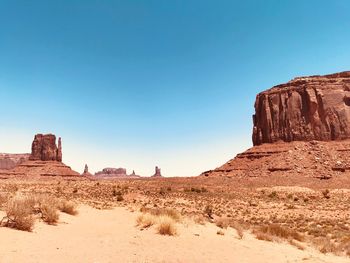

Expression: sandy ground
xmin=0 ymin=206 xmax=348 ymax=263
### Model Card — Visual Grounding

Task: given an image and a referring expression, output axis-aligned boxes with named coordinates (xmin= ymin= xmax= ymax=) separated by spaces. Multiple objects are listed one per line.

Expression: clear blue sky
xmin=0 ymin=0 xmax=349 ymax=176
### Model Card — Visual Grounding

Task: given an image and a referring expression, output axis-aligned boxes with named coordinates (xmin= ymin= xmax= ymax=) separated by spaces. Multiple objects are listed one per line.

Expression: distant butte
xmin=0 ymin=133 xmax=80 ymax=178
xmin=151 ymin=166 xmax=162 ymax=177
xmin=94 ymin=167 xmax=141 ymax=179
xmin=202 ymin=71 xmax=350 ymax=179
xmin=253 ymin=71 xmax=350 ymax=145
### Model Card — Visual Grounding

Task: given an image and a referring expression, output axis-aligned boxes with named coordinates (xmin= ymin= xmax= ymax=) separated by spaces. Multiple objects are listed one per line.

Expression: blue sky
xmin=0 ymin=0 xmax=350 ymax=176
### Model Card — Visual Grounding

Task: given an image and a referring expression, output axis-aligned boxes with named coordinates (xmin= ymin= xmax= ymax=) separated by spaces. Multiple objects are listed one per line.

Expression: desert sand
xmin=0 ymin=205 xmax=348 ymax=263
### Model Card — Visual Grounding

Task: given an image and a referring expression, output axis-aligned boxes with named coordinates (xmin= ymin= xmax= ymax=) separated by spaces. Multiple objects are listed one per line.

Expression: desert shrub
xmin=217 ymin=229 xmax=225 ymax=235
xmin=201 ymin=187 xmax=208 ymax=193
xmin=268 ymin=191 xmax=278 ymax=198
xmin=58 ymin=200 xmax=78 ymax=215
xmin=112 ymin=189 xmax=124 ymax=201
xmin=72 ymin=187 xmax=78 ymax=193
xmin=289 ymin=239 xmax=305 ymax=250
xmin=2 ymin=195 xmax=35 ymax=231
xmin=157 ymin=215 xmax=177 ymax=236
xmin=193 ymin=215 xmax=206 ymax=225
xmin=166 ymin=187 xmax=172 ymax=192
xmin=116 ymin=194 xmax=124 ymax=202
xmin=0 ymin=193 xmax=8 ymax=208
xmin=254 ymin=231 xmax=274 ymax=241
xmin=231 ymin=222 xmax=244 ymax=239
xmin=40 ymin=202 xmax=59 ymax=225
xmin=136 ymin=213 xmax=157 ymax=228
xmin=37 ymin=196 xmax=59 ymax=225
xmin=159 ymin=188 xmax=166 ymax=195
xmin=140 ymin=207 xmax=181 ymax=222
xmin=190 ymin=187 xmax=202 ymax=193
xmin=322 ymin=189 xmax=330 ymax=199
xmin=215 ymin=217 xmax=230 ymax=229
xmin=204 ymin=205 xmax=213 ymax=219
xmin=255 ymin=224 xmax=304 ymax=242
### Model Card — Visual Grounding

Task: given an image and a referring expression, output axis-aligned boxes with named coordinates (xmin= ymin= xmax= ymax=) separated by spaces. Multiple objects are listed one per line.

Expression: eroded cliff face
xmin=29 ymin=134 xmax=62 ymax=162
xmin=253 ymin=71 xmax=350 ymax=145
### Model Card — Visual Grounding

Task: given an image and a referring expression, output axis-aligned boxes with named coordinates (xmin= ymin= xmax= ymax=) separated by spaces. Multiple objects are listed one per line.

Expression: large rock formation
xmin=30 ymin=134 xmax=62 ymax=162
xmin=202 ymin=71 xmax=350 ymax=179
xmin=0 ymin=133 xmax=80 ymax=178
xmin=253 ymin=71 xmax=350 ymax=145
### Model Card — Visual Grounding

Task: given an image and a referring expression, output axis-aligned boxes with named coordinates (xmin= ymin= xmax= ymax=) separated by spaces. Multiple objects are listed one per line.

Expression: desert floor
xmin=0 ymin=205 xmax=348 ymax=263
xmin=0 ymin=176 xmax=350 ymax=262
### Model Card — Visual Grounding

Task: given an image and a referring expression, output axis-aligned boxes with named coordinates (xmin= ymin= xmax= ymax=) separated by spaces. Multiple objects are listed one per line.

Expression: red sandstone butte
xmin=253 ymin=71 xmax=350 ymax=145
xmin=30 ymin=134 xmax=62 ymax=162
xmin=202 ymin=71 xmax=350 ymax=179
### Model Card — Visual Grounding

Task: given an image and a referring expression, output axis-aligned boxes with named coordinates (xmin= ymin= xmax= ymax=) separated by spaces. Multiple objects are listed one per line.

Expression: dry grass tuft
xmin=193 ymin=215 xmax=206 ymax=225
xmin=253 ymin=224 xmax=304 ymax=243
xmin=140 ymin=207 xmax=181 ymax=222
xmin=217 ymin=229 xmax=225 ymax=235
xmin=38 ymin=196 xmax=59 ymax=225
xmin=157 ymin=215 xmax=177 ymax=236
xmin=231 ymin=222 xmax=244 ymax=239
xmin=1 ymin=195 xmax=35 ymax=231
xmin=58 ymin=200 xmax=78 ymax=215
xmin=289 ymin=239 xmax=306 ymax=250
xmin=136 ymin=212 xmax=178 ymax=236
xmin=215 ymin=217 xmax=230 ymax=229
xmin=136 ymin=213 xmax=157 ymax=228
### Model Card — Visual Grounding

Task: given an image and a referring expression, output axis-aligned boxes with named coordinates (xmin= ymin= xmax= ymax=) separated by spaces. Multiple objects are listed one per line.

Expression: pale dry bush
xmin=136 ymin=213 xmax=157 ymax=228
xmin=2 ymin=195 xmax=35 ymax=231
xmin=253 ymin=224 xmax=304 ymax=242
xmin=312 ymin=237 xmax=350 ymax=256
xmin=0 ymin=193 xmax=8 ymax=208
xmin=215 ymin=217 xmax=230 ymax=229
xmin=57 ymin=200 xmax=78 ymax=215
xmin=37 ymin=195 xmax=59 ymax=225
xmin=193 ymin=214 xmax=206 ymax=225
xmin=231 ymin=222 xmax=244 ymax=239
xmin=157 ymin=215 xmax=177 ymax=236
xmin=289 ymin=239 xmax=306 ymax=250
xmin=140 ymin=207 xmax=181 ymax=222
xmin=136 ymin=212 xmax=178 ymax=236
xmin=217 ymin=229 xmax=225 ymax=235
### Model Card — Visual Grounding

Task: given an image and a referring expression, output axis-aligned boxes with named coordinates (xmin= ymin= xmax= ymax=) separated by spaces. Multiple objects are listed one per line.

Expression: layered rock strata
xmin=253 ymin=71 xmax=350 ymax=145
xmin=30 ymin=134 xmax=62 ymax=161
xmin=202 ymin=71 xmax=350 ymax=179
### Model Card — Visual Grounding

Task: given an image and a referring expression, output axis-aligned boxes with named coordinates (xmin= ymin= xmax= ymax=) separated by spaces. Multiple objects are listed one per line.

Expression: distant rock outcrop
xmin=30 ymin=134 xmax=62 ymax=162
xmin=94 ymin=167 xmax=140 ymax=179
xmin=95 ymin=168 xmax=127 ymax=177
xmin=0 ymin=133 xmax=80 ymax=178
xmin=253 ymin=71 xmax=350 ymax=145
xmin=82 ymin=164 xmax=93 ymax=177
xmin=0 ymin=153 xmax=30 ymax=170
xmin=151 ymin=166 xmax=162 ymax=177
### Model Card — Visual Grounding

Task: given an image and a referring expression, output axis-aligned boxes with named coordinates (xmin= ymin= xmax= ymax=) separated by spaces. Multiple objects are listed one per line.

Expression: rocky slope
xmin=203 ymin=71 xmax=350 ymax=179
